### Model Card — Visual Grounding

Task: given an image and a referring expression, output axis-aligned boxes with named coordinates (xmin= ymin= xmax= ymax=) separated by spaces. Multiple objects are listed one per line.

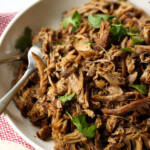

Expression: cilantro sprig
xmin=88 ymin=14 xmax=114 ymax=28
xmin=55 ymin=42 xmax=66 ymax=45
xmin=109 ymin=20 xmax=126 ymax=41
xmin=15 ymin=27 xmax=32 ymax=52
xmin=66 ymin=111 xmax=97 ymax=138
xmin=131 ymin=35 xmax=144 ymax=45
xmin=58 ymin=93 xmax=75 ymax=104
xmin=61 ymin=10 xmax=81 ymax=32
xmin=84 ymin=41 xmax=95 ymax=46
xmin=119 ymin=47 xmax=133 ymax=53
xmin=127 ymin=27 xmax=144 ymax=45
xmin=129 ymin=84 xmax=148 ymax=95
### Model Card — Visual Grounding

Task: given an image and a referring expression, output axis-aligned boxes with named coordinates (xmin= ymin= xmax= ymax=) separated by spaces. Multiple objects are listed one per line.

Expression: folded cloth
xmin=0 ymin=13 xmax=35 ymax=150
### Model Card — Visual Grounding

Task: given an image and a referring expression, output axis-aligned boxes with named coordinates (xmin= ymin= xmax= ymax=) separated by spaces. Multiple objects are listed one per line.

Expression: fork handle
xmin=0 ymin=55 xmax=23 ymax=65
xmin=0 ymin=67 xmax=34 ymax=115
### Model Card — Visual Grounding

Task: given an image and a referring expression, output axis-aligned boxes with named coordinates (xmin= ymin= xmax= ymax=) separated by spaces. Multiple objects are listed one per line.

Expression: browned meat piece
xmin=99 ymin=71 xmax=126 ymax=86
xmin=107 ymin=48 xmax=126 ymax=60
xmin=59 ymin=50 xmax=76 ymax=69
xmin=142 ymin=25 xmax=150 ymax=44
xmin=37 ymin=125 xmax=52 ymax=141
xmin=47 ymin=86 xmax=57 ymax=102
xmin=95 ymin=80 xmax=106 ymax=89
xmin=32 ymin=53 xmax=48 ymax=94
xmin=92 ymin=85 xmax=123 ymax=101
xmin=83 ymin=109 xmax=95 ymax=118
xmin=68 ymin=71 xmax=89 ymax=109
xmin=126 ymin=54 xmax=135 ymax=74
xmin=56 ymin=78 xmax=68 ymax=96
xmin=134 ymin=45 xmax=150 ymax=63
xmin=95 ymin=20 xmax=110 ymax=51
xmin=101 ymin=97 xmax=150 ymax=115
xmin=122 ymin=57 xmax=126 ymax=77
xmin=33 ymin=27 xmax=54 ymax=54
xmin=61 ymin=66 xmax=77 ymax=78
xmin=68 ymin=72 xmax=83 ymax=95
xmin=105 ymin=126 xmax=150 ymax=150
xmin=127 ymin=71 xmax=138 ymax=84
xmin=94 ymin=131 xmax=103 ymax=150
xmin=116 ymin=91 xmax=144 ymax=102
xmin=28 ymin=102 xmax=47 ymax=125
xmin=13 ymin=89 xmax=30 ymax=117
xmin=62 ymin=130 xmax=87 ymax=144
xmin=73 ymin=39 xmax=99 ymax=60
xmin=106 ymin=116 xmax=118 ymax=132
xmin=95 ymin=115 xmax=102 ymax=129
xmin=141 ymin=64 xmax=150 ymax=84
xmin=148 ymin=88 xmax=150 ymax=96
xmin=113 ymin=1 xmax=145 ymax=17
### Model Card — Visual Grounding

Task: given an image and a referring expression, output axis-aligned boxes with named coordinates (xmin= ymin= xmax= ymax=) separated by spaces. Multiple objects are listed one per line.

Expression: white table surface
xmin=0 ymin=0 xmax=38 ymax=13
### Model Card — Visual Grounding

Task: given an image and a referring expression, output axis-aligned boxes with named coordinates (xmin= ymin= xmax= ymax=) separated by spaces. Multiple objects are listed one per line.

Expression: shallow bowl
xmin=0 ymin=0 xmax=150 ymax=149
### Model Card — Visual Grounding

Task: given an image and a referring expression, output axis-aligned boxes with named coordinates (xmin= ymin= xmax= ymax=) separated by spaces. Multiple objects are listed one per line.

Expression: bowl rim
xmin=0 ymin=0 xmax=40 ymax=46
xmin=1 ymin=0 xmax=150 ymax=150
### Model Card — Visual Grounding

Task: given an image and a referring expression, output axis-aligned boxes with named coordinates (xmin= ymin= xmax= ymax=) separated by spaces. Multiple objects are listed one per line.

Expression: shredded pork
xmin=13 ymin=0 xmax=150 ymax=149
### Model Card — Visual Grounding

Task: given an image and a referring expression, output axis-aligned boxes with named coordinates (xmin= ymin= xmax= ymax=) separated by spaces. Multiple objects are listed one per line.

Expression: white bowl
xmin=0 ymin=0 xmax=150 ymax=150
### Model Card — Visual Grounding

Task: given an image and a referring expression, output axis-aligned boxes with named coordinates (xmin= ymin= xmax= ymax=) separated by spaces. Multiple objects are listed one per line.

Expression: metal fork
xmin=0 ymin=50 xmax=28 ymax=65
xmin=0 ymin=44 xmax=43 ymax=115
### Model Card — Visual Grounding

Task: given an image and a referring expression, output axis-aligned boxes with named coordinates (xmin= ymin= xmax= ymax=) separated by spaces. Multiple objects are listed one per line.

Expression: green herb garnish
xmin=66 ymin=112 xmax=97 ymax=138
xmin=131 ymin=35 xmax=144 ymax=45
xmin=109 ymin=20 xmax=126 ymax=41
xmin=88 ymin=14 xmax=114 ymax=28
xmin=129 ymin=84 xmax=148 ymax=95
xmin=61 ymin=10 xmax=81 ymax=32
xmin=84 ymin=41 xmax=95 ymax=46
xmin=15 ymin=27 xmax=32 ymax=52
xmin=73 ymin=38 xmax=78 ymax=41
xmin=127 ymin=27 xmax=139 ymax=34
xmin=120 ymin=47 xmax=133 ymax=53
xmin=58 ymin=93 xmax=75 ymax=104
xmin=126 ymin=27 xmax=144 ymax=45
xmin=55 ymin=42 xmax=66 ymax=45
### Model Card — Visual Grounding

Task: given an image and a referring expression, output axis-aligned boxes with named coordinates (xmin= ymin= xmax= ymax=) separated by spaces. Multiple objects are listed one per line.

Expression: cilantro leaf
xmin=61 ymin=18 xmax=72 ymax=28
xmin=66 ymin=112 xmax=97 ymax=138
xmin=61 ymin=10 xmax=81 ymax=31
xmin=15 ymin=27 xmax=32 ymax=52
xmin=126 ymin=27 xmax=144 ymax=45
xmin=81 ymin=124 xmax=97 ymax=138
xmin=55 ymin=42 xmax=66 ymax=45
xmin=72 ymin=10 xmax=81 ymax=25
xmin=129 ymin=84 xmax=148 ymax=95
xmin=131 ymin=35 xmax=144 ymax=45
xmin=109 ymin=20 xmax=126 ymax=41
xmin=88 ymin=14 xmax=114 ymax=28
xmin=72 ymin=114 xmax=88 ymax=130
xmin=126 ymin=27 xmax=139 ymax=34
xmin=84 ymin=41 xmax=95 ymax=46
xmin=119 ymin=47 xmax=133 ymax=53
xmin=73 ymin=38 xmax=78 ymax=41
xmin=58 ymin=93 xmax=75 ymax=104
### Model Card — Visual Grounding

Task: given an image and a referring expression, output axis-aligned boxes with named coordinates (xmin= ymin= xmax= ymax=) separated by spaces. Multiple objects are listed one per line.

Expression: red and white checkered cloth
xmin=0 ymin=13 xmax=35 ymax=150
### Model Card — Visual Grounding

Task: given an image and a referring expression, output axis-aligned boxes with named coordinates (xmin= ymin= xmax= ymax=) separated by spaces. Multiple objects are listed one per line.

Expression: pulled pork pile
xmin=13 ymin=0 xmax=150 ymax=149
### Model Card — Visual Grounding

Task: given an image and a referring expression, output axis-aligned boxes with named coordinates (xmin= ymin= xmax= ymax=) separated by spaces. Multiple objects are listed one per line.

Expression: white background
xmin=0 ymin=0 xmax=37 ymax=13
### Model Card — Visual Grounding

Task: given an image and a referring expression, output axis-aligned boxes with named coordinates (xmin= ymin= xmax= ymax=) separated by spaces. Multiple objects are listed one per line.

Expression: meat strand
xmin=101 ymin=97 xmax=150 ymax=115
